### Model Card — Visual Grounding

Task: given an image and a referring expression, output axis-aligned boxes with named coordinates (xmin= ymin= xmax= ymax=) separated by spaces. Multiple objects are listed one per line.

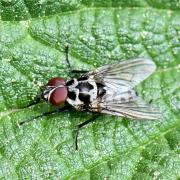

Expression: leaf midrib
xmin=1 ymin=6 xmax=178 ymax=23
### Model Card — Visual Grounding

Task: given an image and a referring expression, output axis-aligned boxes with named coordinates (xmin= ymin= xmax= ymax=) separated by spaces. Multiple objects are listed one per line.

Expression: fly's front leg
xmin=19 ymin=105 xmax=71 ymax=126
xmin=64 ymin=45 xmax=88 ymax=74
xmin=23 ymin=95 xmax=42 ymax=108
xmin=21 ymin=84 xmax=46 ymax=108
xmin=74 ymin=114 xmax=100 ymax=150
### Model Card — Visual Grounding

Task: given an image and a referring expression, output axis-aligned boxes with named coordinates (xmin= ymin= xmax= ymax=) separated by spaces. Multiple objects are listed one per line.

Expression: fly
xmin=19 ymin=45 xmax=161 ymax=150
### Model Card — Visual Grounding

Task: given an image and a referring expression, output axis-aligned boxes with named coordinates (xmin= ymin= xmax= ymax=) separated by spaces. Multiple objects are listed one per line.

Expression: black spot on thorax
xmin=77 ymin=76 xmax=88 ymax=81
xmin=76 ymin=82 xmax=94 ymax=92
xmin=79 ymin=93 xmax=91 ymax=104
xmin=66 ymin=79 xmax=74 ymax=86
xmin=121 ymin=97 xmax=126 ymax=102
xmin=68 ymin=91 xmax=76 ymax=100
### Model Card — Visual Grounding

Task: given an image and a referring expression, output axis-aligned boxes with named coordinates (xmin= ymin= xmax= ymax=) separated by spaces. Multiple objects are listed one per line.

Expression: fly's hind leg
xmin=74 ymin=114 xmax=100 ymax=150
xmin=64 ymin=45 xmax=88 ymax=74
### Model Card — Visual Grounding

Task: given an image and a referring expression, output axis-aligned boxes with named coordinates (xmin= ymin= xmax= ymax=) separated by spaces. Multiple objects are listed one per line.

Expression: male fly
xmin=20 ymin=46 xmax=161 ymax=149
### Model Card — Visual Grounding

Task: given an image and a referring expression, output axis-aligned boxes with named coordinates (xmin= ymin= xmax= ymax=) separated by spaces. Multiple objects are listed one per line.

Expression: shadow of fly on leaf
xmin=18 ymin=45 xmax=161 ymax=150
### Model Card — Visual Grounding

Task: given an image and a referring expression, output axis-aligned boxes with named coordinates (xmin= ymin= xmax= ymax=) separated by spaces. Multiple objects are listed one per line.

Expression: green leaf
xmin=0 ymin=1 xmax=180 ymax=179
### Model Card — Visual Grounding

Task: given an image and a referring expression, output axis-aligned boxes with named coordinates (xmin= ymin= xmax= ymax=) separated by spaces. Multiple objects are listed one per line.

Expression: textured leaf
xmin=0 ymin=1 xmax=180 ymax=179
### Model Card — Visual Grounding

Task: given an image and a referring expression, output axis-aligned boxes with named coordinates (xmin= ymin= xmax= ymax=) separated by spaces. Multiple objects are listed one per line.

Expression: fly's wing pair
xmin=86 ymin=58 xmax=161 ymax=120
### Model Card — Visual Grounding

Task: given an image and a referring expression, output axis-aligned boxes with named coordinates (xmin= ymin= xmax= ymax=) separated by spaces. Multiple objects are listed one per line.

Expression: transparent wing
xmin=86 ymin=58 xmax=156 ymax=92
xmin=87 ymin=58 xmax=160 ymax=119
xmin=96 ymin=90 xmax=161 ymax=120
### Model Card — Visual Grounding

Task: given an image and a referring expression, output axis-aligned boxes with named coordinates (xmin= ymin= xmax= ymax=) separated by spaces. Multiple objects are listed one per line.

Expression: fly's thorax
xmin=66 ymin=77 xmax=98 ymax=109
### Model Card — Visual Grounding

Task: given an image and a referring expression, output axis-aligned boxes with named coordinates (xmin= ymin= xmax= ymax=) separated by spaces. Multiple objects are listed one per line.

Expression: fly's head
xmin=42 ymin=77 xmax=68 ymax=106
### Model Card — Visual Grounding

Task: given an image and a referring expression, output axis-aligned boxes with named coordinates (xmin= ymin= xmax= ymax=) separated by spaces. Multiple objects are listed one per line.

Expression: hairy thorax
xmin=66 ymin=76 xmax=99 ymax=110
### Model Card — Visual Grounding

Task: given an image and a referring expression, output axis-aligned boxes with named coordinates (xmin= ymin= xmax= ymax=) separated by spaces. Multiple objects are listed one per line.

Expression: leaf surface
xmin=0 ymin=1 xmax=180 ymax=179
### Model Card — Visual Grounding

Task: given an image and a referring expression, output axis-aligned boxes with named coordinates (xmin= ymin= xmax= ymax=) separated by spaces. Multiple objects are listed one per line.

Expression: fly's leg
xmin=74 ymin=114 xmax=100 ymax=150
xmin=149 ymin=99 xmax=153 ymax=104
xmin=19 ymin=106 xmax=70 ymax=126
xmin=65 ymin=45 xmax=88 ymax=74
xmin=71 ymin=70 xmax=89 ymax=73
xmin=65 ymin=44 xmax=72 ymax=71
xmin=23 ymin=96 xmax=42 ymax=108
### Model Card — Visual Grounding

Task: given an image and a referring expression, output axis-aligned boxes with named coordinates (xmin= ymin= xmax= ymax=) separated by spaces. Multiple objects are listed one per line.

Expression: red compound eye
xmin=47 ymin=77 xmax=68 ymax=106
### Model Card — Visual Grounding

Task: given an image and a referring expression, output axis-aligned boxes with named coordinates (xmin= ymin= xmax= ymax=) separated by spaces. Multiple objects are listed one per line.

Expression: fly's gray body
xmin=20 ymin=57 xmax=161 ymax=150
xmin=19 ymin=53 xmax=161 ymax=151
